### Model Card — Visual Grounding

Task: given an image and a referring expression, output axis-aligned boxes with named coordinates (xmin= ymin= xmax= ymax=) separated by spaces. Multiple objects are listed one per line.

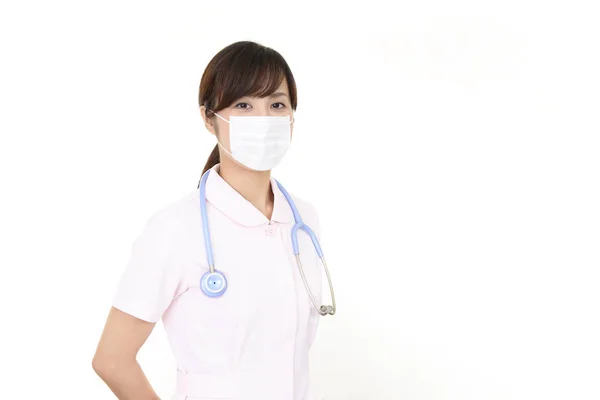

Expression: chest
xmin=163 ymin=218 xmax=321 ymax=370
xmin=195 ymin=220 xmax=320 ymax=323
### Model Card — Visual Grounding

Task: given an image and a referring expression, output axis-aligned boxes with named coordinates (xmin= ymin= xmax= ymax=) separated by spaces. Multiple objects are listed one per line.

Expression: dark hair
xmin=197 ymin=41 xmax=298 ymax=187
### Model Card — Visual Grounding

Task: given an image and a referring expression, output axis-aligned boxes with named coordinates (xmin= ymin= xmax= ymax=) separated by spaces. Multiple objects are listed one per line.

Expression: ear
xmin=200 ymin=105 xmax=217 ymax=136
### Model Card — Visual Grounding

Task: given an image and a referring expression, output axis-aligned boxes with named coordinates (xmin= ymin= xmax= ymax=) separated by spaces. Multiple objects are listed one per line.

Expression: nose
xmin=253 ymin=103 xmax=271 ymax=116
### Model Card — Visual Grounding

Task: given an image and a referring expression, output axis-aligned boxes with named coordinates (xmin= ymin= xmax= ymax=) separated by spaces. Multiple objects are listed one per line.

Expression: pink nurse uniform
xmin=112 ymin=163 xmax=324 ymax=400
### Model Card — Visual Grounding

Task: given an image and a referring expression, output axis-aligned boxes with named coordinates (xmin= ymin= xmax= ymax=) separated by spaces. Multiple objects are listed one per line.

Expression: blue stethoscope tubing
xmin=198 ymin=169 xmax=336 ymax=316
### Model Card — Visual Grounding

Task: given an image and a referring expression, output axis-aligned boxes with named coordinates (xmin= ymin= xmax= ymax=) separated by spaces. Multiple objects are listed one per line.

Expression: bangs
xmin=234 ymin=60 xmax=285 ymax=99
xmin=211 ymin=43 xmax=296 ymax=109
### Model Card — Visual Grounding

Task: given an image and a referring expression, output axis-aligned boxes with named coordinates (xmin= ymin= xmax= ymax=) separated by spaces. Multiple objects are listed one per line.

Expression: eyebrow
xmin=269 ymin=92 xmax=289 ymax=99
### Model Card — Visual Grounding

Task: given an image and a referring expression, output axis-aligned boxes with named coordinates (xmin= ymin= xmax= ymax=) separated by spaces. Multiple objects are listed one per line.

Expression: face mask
xmin=210 ymin=111 xmax=293 ymax=171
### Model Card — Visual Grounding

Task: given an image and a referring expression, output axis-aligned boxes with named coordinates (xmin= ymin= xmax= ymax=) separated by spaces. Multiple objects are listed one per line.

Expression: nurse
xmin=92 ymin=41 xmax=334 ymax=400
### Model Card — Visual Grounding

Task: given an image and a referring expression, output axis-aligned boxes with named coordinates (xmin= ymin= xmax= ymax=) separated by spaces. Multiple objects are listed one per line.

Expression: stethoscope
xmin=197 ymin=169 xmax=336 ymax=316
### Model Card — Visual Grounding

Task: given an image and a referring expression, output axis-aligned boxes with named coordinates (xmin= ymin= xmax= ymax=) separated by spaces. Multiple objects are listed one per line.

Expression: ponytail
xmin=198 ymin=144 xmax=220 ymax=188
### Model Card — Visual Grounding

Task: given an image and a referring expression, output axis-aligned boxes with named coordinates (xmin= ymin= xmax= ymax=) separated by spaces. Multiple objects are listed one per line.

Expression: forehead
xmin=273 ymin=80 xmax=288 ymax=93
xmin=239 ymin=80 xmax=289 ymax=99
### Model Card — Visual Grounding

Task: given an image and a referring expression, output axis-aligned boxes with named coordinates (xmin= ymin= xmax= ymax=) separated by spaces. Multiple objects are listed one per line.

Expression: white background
xmin=1 ymin=1 xmax=599 ymax=399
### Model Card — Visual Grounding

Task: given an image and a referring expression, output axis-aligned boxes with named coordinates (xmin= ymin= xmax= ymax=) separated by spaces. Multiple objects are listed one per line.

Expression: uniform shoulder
xmin=286 ymin=191 xmax=320 ymax=227
xmin=289 ymin=192 xmax=318 ymax=213
xmin=143 ymin=188 xmax=200 ymax=232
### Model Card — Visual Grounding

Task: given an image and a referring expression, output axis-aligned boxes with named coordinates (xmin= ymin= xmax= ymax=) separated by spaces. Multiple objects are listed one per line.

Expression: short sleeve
xmin=112 ymin=209 xmax=183 ymax=323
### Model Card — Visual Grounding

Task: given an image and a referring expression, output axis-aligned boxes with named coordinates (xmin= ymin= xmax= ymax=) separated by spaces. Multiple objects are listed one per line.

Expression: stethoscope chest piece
xmin=200 ymin=270 xmax=227 ymax=297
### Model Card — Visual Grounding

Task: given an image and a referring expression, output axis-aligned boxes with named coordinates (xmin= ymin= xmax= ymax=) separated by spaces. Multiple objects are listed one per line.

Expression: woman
xmin=92 ymin=41 xmax=334 ymax=400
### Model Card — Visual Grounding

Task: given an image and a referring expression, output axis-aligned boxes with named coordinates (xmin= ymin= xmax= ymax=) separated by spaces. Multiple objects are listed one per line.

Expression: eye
xmin=271 ymin=102 xmax=287 ymax=109
xmin=234 ymin=102 xmax=251 ymax=109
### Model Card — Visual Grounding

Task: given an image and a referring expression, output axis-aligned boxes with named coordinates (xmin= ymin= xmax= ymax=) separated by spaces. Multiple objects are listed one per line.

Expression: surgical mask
xmin=211 ymin=111 xmax=293 ymax=171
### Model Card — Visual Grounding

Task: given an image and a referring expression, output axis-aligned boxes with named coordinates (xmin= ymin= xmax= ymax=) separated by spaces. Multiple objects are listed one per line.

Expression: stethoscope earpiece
xmin=319 ymin=305 xmax=335 ymax=316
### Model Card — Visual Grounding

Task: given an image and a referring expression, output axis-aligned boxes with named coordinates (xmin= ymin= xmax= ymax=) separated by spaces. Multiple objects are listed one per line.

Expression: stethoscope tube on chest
xmin=198 ymin=169 xmax=336 ymax=316
xmin=198 ymin=170 xmax=228 ymax=297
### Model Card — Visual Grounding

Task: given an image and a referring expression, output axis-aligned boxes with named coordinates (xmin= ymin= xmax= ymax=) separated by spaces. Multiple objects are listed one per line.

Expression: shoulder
xmin=286 ymin=191 xmax=321 ymax=230
xmin=136 ymin=188 xmax=201 ymax=243
xmin=290 ymin=193 xmax=319 ymax=216
xmin=272 ymin=177 xmax=320 ymax=224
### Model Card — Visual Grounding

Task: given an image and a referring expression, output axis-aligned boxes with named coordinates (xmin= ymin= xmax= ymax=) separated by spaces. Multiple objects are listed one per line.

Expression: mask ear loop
xmin=210 ymin=111 xmax=230 ymax=124
xmin=205 ymin=110 xmax=236 ymax=160
xmin=204 ymin=109 xmax=231 ymax=155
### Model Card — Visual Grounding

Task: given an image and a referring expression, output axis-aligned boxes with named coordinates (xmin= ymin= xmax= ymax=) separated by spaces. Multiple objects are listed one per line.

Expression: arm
xmin=92 ymin=307 xmax=160 ymax=400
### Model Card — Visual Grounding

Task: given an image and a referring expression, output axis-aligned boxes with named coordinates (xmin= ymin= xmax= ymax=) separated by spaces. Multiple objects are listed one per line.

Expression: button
xmin=265 ymin=225 xmax=276 ymax=237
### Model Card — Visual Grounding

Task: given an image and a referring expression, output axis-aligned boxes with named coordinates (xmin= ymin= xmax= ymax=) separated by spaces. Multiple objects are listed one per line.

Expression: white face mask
xmin=211 ymin=111 xmax=293 ymax=171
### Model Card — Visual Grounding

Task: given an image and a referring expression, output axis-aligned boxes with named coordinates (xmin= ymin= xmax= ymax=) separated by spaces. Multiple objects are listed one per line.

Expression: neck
xmin=217 ymin=158 xmax=274 ymax=220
